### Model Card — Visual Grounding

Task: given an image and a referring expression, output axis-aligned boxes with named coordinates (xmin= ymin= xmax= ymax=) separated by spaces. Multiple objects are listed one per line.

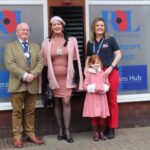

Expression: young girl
xmin=83 ymin=55 xmax=110 ymax=141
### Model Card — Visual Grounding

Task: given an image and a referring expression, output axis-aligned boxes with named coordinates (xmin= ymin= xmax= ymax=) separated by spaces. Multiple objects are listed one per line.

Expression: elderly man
xmin=4 ymin=23 xmax=43 ymax=148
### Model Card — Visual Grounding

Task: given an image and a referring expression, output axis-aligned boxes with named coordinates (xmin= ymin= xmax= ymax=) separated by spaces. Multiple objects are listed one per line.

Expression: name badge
xmin=24 ymin=52 xmax=30 ymax=58
xmin=56 ymin=48 xmax=63 ymax=55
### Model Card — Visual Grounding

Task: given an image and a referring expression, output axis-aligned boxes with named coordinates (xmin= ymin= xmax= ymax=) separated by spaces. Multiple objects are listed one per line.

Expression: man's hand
xmin=25 ymin=73 xmax=35 ymax=83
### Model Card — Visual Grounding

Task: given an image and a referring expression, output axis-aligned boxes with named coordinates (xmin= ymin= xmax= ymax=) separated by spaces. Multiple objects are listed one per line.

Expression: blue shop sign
xmin=0 ymin=70 xmax=10 ymax=99
xmin=119 ymin=65 xmax=147 ymax=91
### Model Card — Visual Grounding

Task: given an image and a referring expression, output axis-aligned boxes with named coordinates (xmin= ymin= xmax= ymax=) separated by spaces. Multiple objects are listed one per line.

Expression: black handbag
xmin=73 ymin=60 xmax=80 ymax=84
xmin=42 ymin=66 xmax=54 ymax=107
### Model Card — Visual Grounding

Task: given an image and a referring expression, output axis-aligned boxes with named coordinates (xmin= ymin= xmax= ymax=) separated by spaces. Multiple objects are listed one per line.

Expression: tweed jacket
xmin=42 ymin=36 xmax=83 ymax=90
xmin=4 ymin=40 xmax=43 ymax=94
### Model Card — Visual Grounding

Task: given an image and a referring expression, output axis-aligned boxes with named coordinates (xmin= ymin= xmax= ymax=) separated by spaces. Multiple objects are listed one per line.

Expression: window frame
xmin=85 ymin=0 xmax=150 ymax=103
xmin=0 ymin=0 xmax=48 ymax=111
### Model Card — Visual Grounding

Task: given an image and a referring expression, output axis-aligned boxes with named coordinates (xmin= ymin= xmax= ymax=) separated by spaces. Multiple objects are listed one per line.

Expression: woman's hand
xmin=104 ymin=50 xmax=122 ymax=76
xmin=104 ymin=66 xmax=113 ymax=76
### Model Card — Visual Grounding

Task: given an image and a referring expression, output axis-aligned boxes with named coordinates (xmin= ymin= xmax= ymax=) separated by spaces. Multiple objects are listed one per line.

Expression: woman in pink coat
xmin=83 ymin=55 xmax=110 ymax=141
xmin=42 ymin=16 xmax=83 ymax=143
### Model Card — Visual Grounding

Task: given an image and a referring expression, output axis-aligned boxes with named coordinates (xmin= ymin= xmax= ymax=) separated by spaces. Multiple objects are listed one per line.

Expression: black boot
xmin=107 ymin=128 xmax=115 ymax=139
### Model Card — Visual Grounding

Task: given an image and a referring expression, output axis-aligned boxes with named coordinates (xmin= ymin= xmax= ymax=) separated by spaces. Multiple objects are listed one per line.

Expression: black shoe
xmin=57 ymin=135 xmax=64 ymax=141
xmin=57 ymin=127 xmax=64 ymax=141
xmin=66 ymin=137 xmax=74 ymax=143
xmin=107 ymin=128 xmax=115 ymax=139
xmin=65 ymin=128 xmax=74 ymax=143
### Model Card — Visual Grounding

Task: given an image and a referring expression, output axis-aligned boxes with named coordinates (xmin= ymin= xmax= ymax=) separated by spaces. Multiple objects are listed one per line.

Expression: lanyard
xmin=93 ymin=38 xmax=104 ymax=55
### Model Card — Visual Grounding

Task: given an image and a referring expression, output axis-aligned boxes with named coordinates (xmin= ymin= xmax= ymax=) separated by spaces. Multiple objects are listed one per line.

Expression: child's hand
xmin=103 ymin=84 xmax=110 ymax=93
xmin=87 ymin=84 xmax=96 ymax=93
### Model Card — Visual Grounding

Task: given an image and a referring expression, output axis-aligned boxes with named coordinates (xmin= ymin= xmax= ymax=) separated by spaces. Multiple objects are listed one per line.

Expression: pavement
xmin=1 ymin=127 xmax=150 ymax=150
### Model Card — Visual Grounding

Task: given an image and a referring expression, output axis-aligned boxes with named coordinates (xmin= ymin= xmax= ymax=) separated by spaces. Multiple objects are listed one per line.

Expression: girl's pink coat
xmin=83 ymin=71 xmax=110 ymax=118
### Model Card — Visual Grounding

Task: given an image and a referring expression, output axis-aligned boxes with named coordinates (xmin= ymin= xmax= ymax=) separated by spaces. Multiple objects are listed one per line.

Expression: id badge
xmin=24 ymin=52 xmax=30 ymax=58
xmin=56 ymin=48 xmax=63 ymax=55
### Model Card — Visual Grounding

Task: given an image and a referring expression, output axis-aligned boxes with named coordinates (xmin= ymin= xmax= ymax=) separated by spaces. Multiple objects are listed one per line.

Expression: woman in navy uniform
xmin=85 ymin=18 xmax=122 ymax=139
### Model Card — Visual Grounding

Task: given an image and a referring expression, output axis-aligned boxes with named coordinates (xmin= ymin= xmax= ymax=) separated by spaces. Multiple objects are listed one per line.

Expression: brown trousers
xmin=11 ymin=92 xmax=36 ymax=139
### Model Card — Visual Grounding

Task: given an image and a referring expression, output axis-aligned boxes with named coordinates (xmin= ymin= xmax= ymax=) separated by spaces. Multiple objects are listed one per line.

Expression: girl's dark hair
xmin=48 ymin=23 xmax=69 ymax=47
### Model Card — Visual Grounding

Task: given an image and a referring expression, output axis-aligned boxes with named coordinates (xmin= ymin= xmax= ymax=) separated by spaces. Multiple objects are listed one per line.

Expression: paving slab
xmin=1 ymin=127 xmax=150 ymax=150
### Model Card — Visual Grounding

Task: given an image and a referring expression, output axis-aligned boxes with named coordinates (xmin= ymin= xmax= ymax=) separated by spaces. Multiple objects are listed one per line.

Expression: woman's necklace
xmin=56 ymin=46 xmax=63 ymax=55
xmin=52 ymin=36 xmax=64 ymax=56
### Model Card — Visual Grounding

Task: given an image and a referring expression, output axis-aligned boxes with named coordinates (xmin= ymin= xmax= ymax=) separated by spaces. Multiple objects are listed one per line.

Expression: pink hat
xmin=50 ymin=16 xmax=66 ymax=26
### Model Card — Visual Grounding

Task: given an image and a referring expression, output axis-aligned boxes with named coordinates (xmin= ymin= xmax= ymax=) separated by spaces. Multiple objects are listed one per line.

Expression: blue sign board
xmin=119 ymin=65 xmax=147 ymax=91
xmin=0 ymin=70 xmax=10 ymax=99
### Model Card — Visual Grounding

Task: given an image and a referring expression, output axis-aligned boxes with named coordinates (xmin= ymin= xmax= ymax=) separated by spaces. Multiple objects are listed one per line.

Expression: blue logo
xmin=0 ymin=10 xmax=21 ymax=34
xmin=102 ymin=10 xmax=140 ymax=32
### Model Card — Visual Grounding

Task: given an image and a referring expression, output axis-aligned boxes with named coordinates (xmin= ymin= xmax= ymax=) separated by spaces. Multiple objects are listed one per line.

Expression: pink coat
xmin=83 ymin=70 xmax=110 ymax=118
xmin=42 ymin=37 xmax=83 ymax=90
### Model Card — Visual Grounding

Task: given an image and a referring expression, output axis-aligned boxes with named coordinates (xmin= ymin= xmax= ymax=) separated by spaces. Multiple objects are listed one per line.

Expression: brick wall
xmin=0 ymin=96 xmax=150 ymax=139
xmin=119 ymin=102 xmax=150 ymax=127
